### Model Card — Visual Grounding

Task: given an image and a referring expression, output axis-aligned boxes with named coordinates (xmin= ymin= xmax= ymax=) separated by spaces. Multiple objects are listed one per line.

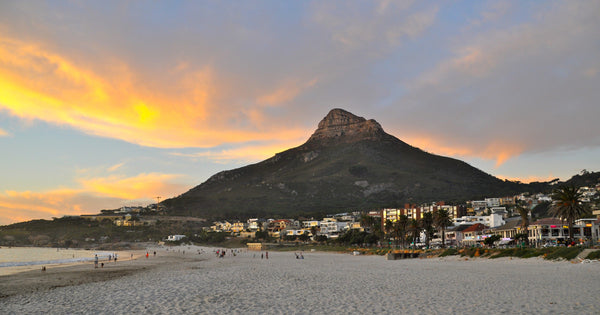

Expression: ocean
xmin=0 ymin=247 xmax=116 ymax=276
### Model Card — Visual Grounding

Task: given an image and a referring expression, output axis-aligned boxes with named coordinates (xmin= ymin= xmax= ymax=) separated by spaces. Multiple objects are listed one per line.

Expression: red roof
xmin=462 ymin=223 xmax=486 ymax=232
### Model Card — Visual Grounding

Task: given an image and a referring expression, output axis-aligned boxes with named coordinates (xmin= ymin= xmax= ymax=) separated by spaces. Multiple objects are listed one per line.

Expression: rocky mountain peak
xmin=307 ymin=108 xmax=385 ymax=143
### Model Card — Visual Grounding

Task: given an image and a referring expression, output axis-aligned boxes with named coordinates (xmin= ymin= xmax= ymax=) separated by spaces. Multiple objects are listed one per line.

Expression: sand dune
xmin=1 ymin=246 xmax=599 ymax=314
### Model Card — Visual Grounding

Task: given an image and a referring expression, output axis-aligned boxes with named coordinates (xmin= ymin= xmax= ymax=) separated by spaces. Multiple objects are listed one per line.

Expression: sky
xmin=0 ymin=0 xmax=599 ymax=225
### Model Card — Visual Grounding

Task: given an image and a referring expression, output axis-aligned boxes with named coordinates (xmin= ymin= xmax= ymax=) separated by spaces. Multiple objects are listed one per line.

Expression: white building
xmin=485 ymin=198 xmax=501 ymax=207
xmin=167 ymin=235 xmax=186 ymax=241
xmin=319 ymin=218 xmax=348 ymax=238
xmin=453 ymin=213 xmax=505 ymax=228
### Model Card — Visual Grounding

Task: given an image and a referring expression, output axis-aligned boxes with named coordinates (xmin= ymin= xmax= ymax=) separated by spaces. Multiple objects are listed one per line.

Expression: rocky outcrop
xmin=307 ymin=108 xmax=385 ymax=143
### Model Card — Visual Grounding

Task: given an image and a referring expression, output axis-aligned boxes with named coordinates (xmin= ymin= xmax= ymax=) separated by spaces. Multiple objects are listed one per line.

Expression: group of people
xmin=93 ymin=253 xmax=119 ymax=268
xmin=215 ymin=249 xmax=242 ymax=258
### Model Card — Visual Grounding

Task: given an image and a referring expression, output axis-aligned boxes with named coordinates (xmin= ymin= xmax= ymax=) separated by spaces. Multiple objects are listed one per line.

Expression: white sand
xmin=1 ymin=246 xmax=599 ymax=314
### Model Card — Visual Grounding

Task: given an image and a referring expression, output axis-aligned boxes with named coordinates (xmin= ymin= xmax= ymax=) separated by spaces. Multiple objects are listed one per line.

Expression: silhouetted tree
xmin=434 ymin=209 xmax=452 ymax=248
xmin=550 ymin=186 xmax=588 ymax=243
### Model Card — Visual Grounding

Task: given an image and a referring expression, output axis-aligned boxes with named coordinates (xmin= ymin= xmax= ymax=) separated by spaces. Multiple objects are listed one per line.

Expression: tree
xmin=397 ymin=215 xmax=409 ymax=249
xmin=360 ymin=214 xmax=377 ymax=233
xmin=434 ymin=209 xmax=452 ymax=248
xmin=550 ymin=186 xmax=588 ymax=243
xmin=484 ymin=234 xmax=501 ymax=247
xmin=516 ymin=203 xmax=530 ymax=247
xmin=310 ymin=225 xmax=318 ymax=238
xmin=409 ymin=218 xmax=420 ymax=248
xmin=384 ymin=219 xmax=394 ymax=247
xmin=314 ymin=235 xmax=328 ymax=243
xmin=298 ymin=232 xmax=310 ymax=243
xmin=420 ymin=212 xmax=435 ymax=249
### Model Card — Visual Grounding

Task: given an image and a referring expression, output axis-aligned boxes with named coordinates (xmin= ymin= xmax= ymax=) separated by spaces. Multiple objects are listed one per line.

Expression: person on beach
xmin=266 ymin=251 xmax=268 ymax=259
xmin=146 ymin=252 xmax=149 ymax=258
xmin=94 ymin=254 xmax=99 ymax=268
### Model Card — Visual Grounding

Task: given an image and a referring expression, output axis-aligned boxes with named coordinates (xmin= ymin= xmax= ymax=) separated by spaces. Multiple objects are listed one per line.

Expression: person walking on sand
xmin=266 ymin=251 xmax=269 ymax=259
xmin=94 ymin=254 xmax=99 ymax=268
xmin=146 ymin=252 xmax=149 ymax=259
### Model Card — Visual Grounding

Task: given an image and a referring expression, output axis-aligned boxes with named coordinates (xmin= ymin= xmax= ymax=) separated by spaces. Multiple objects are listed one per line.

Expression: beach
xmin=1 ymin=246 xmax=599 ymax=314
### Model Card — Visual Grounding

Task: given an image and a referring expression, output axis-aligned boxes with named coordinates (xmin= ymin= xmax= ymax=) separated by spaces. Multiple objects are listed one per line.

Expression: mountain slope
xmin=163 ymin=109 xmax=527 ymax=218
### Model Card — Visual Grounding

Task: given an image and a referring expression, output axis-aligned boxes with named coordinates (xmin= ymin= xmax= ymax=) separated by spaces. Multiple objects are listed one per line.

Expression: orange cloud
xmin=0 ymin=189 xmax=86 ymax=226
xmin=0 ymin=172 xmax=191 ymax=225
xmin=0 ymin=128 xmax=8 ymax=137
xmin=107 ymin=162 xmax=126 ymax=172
xmin=256 ymin=78 xmax=318 ymax=107
xmin=496 ymin=174 xmax=558 ymax=184
xmin=0 ymin=36 xmax=308 ymax=149
xmin=77 ymin=173 xmax=188 ymax=200
xmin=405 ymin=135 xmax=524 ymax=167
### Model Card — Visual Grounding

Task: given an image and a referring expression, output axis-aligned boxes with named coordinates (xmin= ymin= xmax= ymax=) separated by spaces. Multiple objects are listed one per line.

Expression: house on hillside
xmin=319 ymin=218 xmax=348 ymax=239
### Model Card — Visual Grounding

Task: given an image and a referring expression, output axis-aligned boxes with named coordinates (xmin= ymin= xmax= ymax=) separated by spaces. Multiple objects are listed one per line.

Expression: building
xmin=460 ymin=224 xmax=488 ymax=246
xmin=167 ymin=235 xmax=186 ymax=241
xmin=382 ymin=203 xmax=463 ymax=226
xmin=489 ymin=217 xmax=522 ymax=245
xmin=527 ymin=218 xmax=600 ymax=246
xmin=453 ymin=213 xmax=504 ymax=228
xmin=319 ymin=218 xmax=348 ymax=239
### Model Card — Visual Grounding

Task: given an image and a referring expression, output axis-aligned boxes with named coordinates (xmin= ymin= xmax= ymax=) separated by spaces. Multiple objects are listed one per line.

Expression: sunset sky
xmin=1 ymin=1 xmax=599 ymax=225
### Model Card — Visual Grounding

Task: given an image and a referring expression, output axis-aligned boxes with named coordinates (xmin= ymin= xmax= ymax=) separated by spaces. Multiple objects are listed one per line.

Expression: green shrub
xmin=584 ymin=250 xmax=600 ymax=260
xmin=544 ymin=246 xmax=583 ymax=261
xmin=460 ymin=248 xmax=479 ymax=257
xmin=439 ymin=248 xmax=458 ymax=257
xmin=489 ymin=248 xmax=546 ymax=259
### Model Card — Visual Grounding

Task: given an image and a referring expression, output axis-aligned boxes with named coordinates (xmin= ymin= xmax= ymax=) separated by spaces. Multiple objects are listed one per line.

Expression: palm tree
xmin=421 ymin=212 xmax=435 ymax=249
xmin=550 ymin=186 xmax=588 ymax=244
xmin=360 ymin=214 xmax=378 ymax=234
xmin=384 ymin=219 xmax=394 ymax=247
xmin=391 ymin=220 xmax=402 ymax=247
xmin=409 ymin=218 xmax=420 ymax=248
xmin=434 ymin=209 xmax=452 ymax=248
xmin=515 ymin=203 xmax=530 ymax=247
xmin=397 ymin=215 xmax=409 ymax=249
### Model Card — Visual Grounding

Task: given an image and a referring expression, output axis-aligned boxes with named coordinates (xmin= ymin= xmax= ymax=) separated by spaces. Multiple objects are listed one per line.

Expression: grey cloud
xmin=389 ymin=1 xmax=600 ymax=157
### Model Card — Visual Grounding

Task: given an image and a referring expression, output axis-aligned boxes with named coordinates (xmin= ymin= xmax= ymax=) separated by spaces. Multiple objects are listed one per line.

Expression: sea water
xmin=0 ymin=247 xmax=114 ymax=276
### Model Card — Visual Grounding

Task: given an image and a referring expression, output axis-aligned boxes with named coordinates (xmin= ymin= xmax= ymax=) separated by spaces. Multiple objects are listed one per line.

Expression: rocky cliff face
xmin=307 ymin=108 xmax=386 ymax=143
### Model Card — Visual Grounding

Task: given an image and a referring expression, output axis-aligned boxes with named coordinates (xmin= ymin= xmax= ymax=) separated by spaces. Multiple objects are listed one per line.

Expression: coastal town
xmin=73 ymin=183 xmax=600 ymax=249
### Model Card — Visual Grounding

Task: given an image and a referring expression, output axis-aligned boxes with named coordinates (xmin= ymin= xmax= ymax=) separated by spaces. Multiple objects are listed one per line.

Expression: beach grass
xmin=437 ymin=246 xmax=588 ymax=261
xmin=586 ymin=250 xmax=600 ymax=260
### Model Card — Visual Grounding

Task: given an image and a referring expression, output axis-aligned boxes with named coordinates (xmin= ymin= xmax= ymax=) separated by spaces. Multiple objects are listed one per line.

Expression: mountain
xmin=163 ymin=108 xmax=528 ymax=219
